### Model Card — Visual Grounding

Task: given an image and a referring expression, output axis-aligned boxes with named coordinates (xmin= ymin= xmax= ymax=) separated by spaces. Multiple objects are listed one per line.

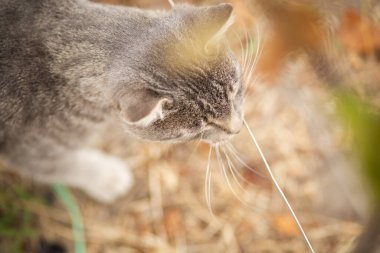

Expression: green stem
xmin=53 ymin=184 xmax=87 ymax=253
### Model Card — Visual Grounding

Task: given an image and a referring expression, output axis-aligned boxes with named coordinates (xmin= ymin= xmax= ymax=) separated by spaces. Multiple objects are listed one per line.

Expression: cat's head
xmin=112 ymin=3 xmax=243 ymax=144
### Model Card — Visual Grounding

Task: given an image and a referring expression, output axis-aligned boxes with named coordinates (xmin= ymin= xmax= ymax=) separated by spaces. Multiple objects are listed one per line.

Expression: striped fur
xmin=0 ymin=0 xmax=242 ymax=201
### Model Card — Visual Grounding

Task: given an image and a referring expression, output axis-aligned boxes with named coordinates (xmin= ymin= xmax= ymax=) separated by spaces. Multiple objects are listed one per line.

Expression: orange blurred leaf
xmin=272 ymin=213 xmax=300 ymax=237
xmin=164 ymin=207 xmax=183 ymax=240
xmin=255 ymin=1 xmax=325 ymax=83
xmin=338 ymin=9 xmax=380 ymax=58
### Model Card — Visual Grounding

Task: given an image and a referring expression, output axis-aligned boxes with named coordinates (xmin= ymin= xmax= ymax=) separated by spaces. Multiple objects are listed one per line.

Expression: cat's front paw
xmin=75 ymin=150 xmax=134 ymax=203
xmin=87 ymin=160 xmax=133 ymax=204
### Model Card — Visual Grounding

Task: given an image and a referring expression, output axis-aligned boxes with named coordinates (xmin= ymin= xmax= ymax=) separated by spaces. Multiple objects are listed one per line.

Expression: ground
xmin=2 ymin=0 xmax=380 ymax=252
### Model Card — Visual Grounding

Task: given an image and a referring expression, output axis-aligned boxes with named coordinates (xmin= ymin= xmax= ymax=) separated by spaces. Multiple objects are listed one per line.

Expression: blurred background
xmin=1 ymin=0 xmax=380 ymax=252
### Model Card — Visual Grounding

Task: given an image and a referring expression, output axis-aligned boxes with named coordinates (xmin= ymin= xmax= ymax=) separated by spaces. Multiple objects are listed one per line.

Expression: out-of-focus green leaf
xmin=336 ymin=91 xmax=380 ymax=206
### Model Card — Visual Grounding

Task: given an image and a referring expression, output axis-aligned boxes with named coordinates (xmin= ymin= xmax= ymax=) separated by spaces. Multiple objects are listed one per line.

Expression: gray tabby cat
xmin=0 ymin=0 xmax=243 ymax=203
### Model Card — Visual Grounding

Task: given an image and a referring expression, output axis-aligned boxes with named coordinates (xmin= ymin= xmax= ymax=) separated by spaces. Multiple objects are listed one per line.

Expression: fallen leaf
xmin=272 ymin=213 xmax=300 ymax=237
xmin=338 ymin=9 xmax=380 ymax=60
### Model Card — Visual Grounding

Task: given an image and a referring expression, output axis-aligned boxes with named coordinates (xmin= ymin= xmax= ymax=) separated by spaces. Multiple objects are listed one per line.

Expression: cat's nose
xmin=213 ymin=111 xmax=243 ymax=135
xmin=227 ymin=111 xmax=243 ymax=134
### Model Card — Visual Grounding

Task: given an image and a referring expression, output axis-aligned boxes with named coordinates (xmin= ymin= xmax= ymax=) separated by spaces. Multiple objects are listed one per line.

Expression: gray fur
xmin=0 ymin=0 xmax=242 ymax=202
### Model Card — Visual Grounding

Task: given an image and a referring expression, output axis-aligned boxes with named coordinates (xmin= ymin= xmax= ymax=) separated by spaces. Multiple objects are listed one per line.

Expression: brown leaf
xmin=338 ymin=9 xmax=380 ymax=59
xmin=242 ymin=167 xmax=272 ymax=190
xmin=254 ymin=1 xmax=326 ymax=83
xmin=164 ymin=207 xmax=183 ymax=241
xmin=272 ymin=213 xmax=300 ymax=237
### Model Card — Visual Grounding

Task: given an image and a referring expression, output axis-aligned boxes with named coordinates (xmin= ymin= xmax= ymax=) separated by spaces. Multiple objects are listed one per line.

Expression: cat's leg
xmin=39 ymin=148 xmax=134 ymax=203
xmin=7 ymin=146 xmax=133 ymax=203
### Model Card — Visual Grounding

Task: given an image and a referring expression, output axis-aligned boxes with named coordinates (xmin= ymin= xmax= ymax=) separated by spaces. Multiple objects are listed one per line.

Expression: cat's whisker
xmin=242 ymin=31 xmax=253 ymax=81
xmin=222 ymin=145 xmax=261 ymax=186
xmin=241 ymin=32 xmax=250 ymax=80
xmin=242 ymin=26 xmax=250 ymax=77
xmin=245 ymin=56 xmax=261 ymax=94
xmin=243 ymin=119 xmax=315 ymax=253
xmin=205 ymin=146 xmax=214 ymax=216
xmin=215 ymin=146 xmax=257 ymax=211
xmin=225 ymin=143 xmax=267 ymax=178
xmin=244 ymin=81 xmax=257 ymax=100
xmin=221 ymin=147 xmax=250 ymax=191
xmin=216 ymin=146 xmax=234 ymax=195
xmin=242 ymin=36 xmax=257 ymax=97
xmin=237 ymin=29 xmax=245 ymax=74
xmin=245 ymin=58 xmax=256 ymax=89
xmin=236 ymin=27 xmax=251 ymax=88
xmin=248 ymin=24 xmax=262 ymax=80
xmin=244 ymin=75 xmax=260 ymax=100
xmin=197 ymin=130 xmax=205 ymax=146
xmin=244 ymin=25 xmax=263 ymax=97
xmin=233 ymin=31 xmax=247 ymax=72
xmin=187 ymin=131 xmax=205 ymax=163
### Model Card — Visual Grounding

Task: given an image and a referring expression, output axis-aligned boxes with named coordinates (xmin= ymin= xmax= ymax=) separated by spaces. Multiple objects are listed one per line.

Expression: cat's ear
xmin=204 ymin=3 xmax=234 ymax=42
xmin=174 ymin=3 xmax=234 ymax=46
xmin=119 ymin=89 xmax=170 ymax=127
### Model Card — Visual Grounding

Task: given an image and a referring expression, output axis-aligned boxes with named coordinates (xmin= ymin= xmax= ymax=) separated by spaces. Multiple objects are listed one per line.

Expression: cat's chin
xmin=167 ymin=130 xmax=235 ymax=145
xmin=168 ymin=135 xmax=204 ymax=144
xmin=201 ymin=131 xmax=234 ymax=145
xmin=155 ymin=131 xmax=206 ymax=143
xmin=132 ymin=132 xmax=202 ymax=143
xmin=202 ymin=138 xmax=232 ymax=146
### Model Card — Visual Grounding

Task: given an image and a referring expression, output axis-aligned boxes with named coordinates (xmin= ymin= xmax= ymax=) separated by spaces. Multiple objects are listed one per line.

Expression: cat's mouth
xmin=160 ymin=123 xmax=241 ymax=144
xmin=201 ymin=130 xmax=235 ymax=145
xmin=200 ymin=119 xmax=242 ymax=144
xmin=165 ymin=130 xmax=233 ymax=144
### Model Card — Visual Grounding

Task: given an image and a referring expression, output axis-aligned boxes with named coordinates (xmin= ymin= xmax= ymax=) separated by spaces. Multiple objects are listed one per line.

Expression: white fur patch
xmin=32 ymin=149 xmax=133 ymax=203
xmin=72 ymin=149 xmax=133 ymax=203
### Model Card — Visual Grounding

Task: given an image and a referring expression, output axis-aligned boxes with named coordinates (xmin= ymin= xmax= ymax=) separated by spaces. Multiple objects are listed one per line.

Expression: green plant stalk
xmin=53 ymin=184 xmax=87 ymax=253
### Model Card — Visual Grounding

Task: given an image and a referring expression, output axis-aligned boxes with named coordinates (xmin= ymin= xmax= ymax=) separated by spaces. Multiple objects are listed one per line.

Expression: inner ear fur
xmin=120 ymin=89 xmax=170 ymax=127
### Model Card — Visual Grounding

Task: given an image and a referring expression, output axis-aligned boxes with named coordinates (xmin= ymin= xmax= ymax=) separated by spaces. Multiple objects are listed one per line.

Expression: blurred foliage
xmin=0 ymin=182 xmax=40 ymax=253
xmin=339 ymin=9 xmax=380 ymax=61
xmin=337 ymin=91 xmax=380 ymax=206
